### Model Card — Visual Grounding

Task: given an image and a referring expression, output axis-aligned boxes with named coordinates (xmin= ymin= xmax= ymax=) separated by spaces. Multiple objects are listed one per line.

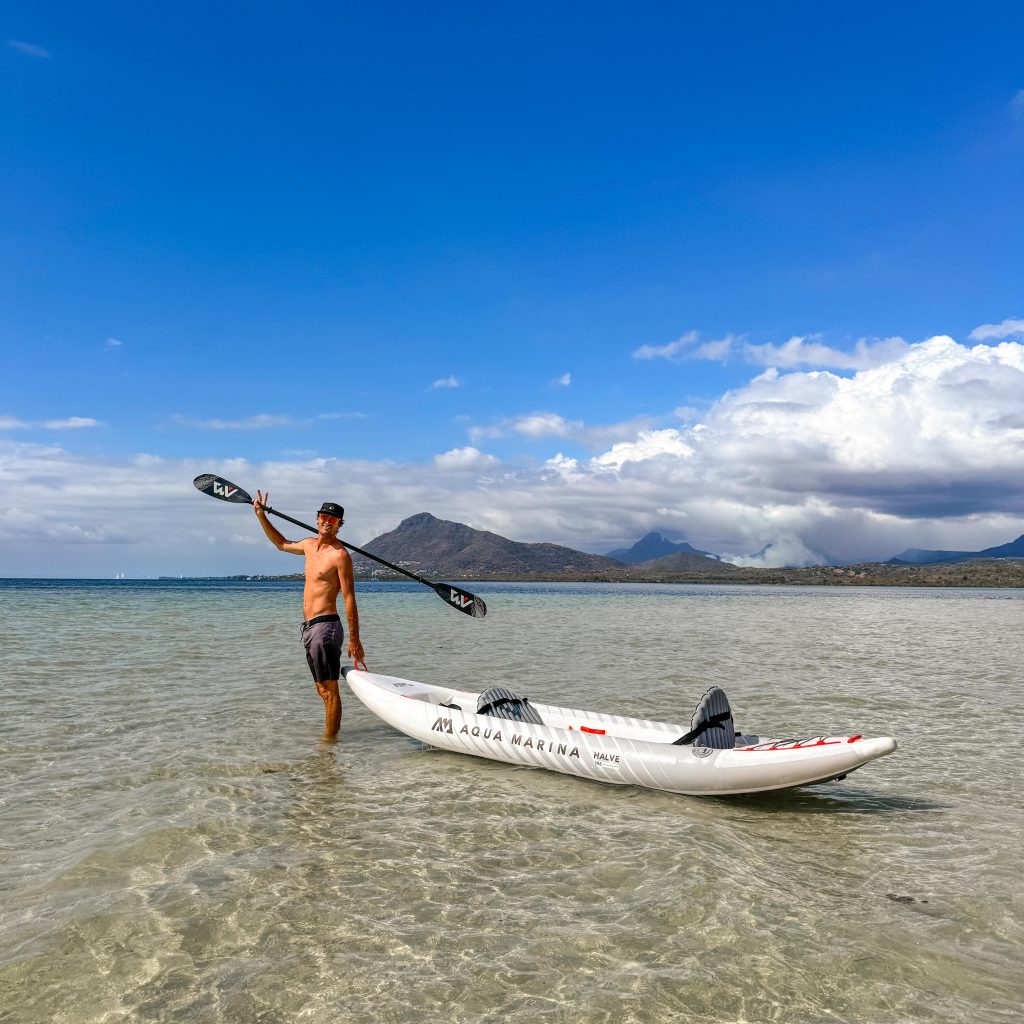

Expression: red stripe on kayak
xmin=580 ymin=726 xmax=605 ymax=735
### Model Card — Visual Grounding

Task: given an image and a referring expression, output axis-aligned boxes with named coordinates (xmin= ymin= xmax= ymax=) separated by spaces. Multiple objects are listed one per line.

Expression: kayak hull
xmin=343 ymin=668 xmax=897 ymax=797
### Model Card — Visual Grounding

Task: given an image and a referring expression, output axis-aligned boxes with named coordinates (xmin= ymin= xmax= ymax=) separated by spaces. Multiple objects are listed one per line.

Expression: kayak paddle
xmin=193 ymin=474 xmax=487 ymax=618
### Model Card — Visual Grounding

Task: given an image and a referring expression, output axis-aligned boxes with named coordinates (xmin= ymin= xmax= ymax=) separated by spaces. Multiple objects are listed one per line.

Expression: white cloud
xmin=430 ymin=375 xmax=461 ymax=389
xmin=591 ymin=429 xmax=695 ymax=469
xmin=632 ymin=331 xmax=698 ymax=360
xmin=8 ymin=40 xmax=50 ymax=58
xmin=722 ymin=537 xmax=832 ymax=569
xmin=743 ymin=334 xmax=910 ymax=370
xmin=633 ymin=331 xmax=738 ymax=363
xmin=470 ymin=412 xmax=653 ymax=448
xmin=4 ymin=334 xmax=1024 ymax=574
xmin=318 ymin=411 xmax=367 ymax=420
xmin=104 ymin=337 xmax=123 ymax=350
xmin=544 ymin=453 xmax=579 ymax=475
xmin=512 ymin=412 xmax=577 ymax=438
xmin=969 ymin=318 xmax=1024 ymax=341
xmin=433 ymin=446 xmax=499 ymax=471
xmin=635 ymin=328 xmax=915 ymax=370
xmin=42 ymin=417 xmax=101 ymax=429
xmin=553 ymin=372 xmax=571 ymax=387
xmin=170 ymin=413 xmax=297 ymax=430
xmin=692 ymin=335 xmax=737 ymax=360
xmin=3 ymin=415 xmax=100 ymax=430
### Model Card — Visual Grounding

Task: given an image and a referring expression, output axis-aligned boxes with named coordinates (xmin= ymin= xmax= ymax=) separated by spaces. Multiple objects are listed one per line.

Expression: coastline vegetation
xmin=233 ymin=558 xmax=1024 ymax=588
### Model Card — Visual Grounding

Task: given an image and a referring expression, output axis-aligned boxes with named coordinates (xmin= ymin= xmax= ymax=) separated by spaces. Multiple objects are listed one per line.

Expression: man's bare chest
xmin=305 ymin=550 xmax=340 ymax=583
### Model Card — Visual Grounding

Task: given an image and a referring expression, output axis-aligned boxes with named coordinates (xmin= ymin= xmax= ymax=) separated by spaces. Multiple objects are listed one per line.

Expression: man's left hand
xmin=348 ymin=639 xmax=366 ymax=670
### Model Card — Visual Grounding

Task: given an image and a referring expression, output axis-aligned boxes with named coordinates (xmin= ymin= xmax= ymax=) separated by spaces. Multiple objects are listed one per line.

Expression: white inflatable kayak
xmin=343 ymin=667 xmax=897 ymax=797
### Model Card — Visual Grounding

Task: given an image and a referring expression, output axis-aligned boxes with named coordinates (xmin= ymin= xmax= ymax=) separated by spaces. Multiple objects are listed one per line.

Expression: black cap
xmin=317 ymin=502 xmax=345 ymax=522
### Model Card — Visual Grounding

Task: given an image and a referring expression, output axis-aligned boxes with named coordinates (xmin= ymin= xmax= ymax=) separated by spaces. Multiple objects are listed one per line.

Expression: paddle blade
xmin=193 ymin=474 xmax=253 ymax=505
xmin=434 ymin=582 xmax=487 ymax=618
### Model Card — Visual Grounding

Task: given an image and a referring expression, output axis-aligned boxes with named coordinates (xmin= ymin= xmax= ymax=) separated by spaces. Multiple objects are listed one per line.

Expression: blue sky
xmin=2 ymin=3 xmax=1023 ymax=576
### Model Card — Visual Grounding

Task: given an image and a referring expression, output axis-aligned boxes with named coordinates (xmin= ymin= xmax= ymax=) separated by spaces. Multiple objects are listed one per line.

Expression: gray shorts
xmin=300 ymin=614 xmax=343 ymax=683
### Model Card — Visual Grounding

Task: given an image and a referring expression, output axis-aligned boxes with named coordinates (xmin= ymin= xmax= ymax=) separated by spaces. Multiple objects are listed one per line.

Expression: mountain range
xmin=356 ymin=515 xmax=730 ymax=577
xmin=887 ymin=534 xmax=1024 ymax=565
xmin=353 ymin=513 xmax=1024 ymax=578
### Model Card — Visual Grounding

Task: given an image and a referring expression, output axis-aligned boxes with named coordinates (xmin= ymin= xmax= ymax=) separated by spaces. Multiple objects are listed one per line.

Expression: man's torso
xmin=302 ymin=540 xmax=349 ymax=619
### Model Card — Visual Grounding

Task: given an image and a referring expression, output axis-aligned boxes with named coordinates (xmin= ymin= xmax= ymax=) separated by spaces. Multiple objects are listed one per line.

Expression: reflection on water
xmin=1 ymin=580 xmax=1022 ymax=1023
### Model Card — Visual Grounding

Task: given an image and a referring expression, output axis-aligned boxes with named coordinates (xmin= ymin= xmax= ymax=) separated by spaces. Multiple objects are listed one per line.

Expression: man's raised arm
xmin=254 ymin=489 xmax=306 ymax=554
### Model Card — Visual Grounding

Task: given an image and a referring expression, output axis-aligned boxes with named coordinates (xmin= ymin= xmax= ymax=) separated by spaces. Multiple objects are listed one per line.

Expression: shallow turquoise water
xmin=1 ymin=580 xmax=1022 ymax=1023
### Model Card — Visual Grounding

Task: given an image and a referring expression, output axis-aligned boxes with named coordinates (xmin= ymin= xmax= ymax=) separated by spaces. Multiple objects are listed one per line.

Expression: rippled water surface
xmin=2 ymin=579 xmax=1022 ymax=1023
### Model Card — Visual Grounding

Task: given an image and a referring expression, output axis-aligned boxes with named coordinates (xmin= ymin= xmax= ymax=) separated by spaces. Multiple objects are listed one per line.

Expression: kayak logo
xmin=213 ymin=482 xmax=238 ymax=498
xmin=592 ymin=751 xmax=621 ymax=767
xmin=691 ymin=747 xmax=713 ymax=758
xmin=431 ymin=717 xmax=454 ymax=734
xmin=449 ymin=590 xmax=473 ymax=610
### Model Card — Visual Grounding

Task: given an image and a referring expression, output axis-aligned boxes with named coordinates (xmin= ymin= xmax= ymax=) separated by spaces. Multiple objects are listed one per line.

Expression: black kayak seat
xmin=476 ymin=686 xmax=544 ymax=725
xmin=673 ymin=686 xmax=736 ymax=748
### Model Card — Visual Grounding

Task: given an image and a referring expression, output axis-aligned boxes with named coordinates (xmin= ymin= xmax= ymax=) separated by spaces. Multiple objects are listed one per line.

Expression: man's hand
xmin=348 ymin=638 xmax=366 ymax=670
xmin=255 ymin=489 xmax=269 ymax=518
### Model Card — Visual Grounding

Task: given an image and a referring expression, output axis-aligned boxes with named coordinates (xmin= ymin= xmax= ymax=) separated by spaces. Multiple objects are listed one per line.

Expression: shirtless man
xmin=254 ymin=491 xmax=365 ymax=739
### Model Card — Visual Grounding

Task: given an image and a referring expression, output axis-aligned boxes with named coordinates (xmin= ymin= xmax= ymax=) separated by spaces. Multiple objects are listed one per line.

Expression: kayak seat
xmin=477 ymin=686 xmax=544 ymax=725
xmin=672 ymin=686 xmax=736 ymax=748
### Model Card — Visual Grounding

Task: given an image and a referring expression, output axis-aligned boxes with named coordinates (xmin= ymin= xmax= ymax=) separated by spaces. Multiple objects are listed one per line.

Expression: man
xmin=254 ymin=490 xmax=366 ymax=740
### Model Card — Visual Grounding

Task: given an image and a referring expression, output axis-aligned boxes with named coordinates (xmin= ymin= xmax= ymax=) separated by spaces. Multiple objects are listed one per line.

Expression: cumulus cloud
xmin=4 ymin=334 xmax=1024 ymax=574
xmin=553 ymin=372 xmax=571 ymax=386
xmin=433 ymin=446 xmax=499 ymax=471
xmin=430 ymin=375 xmax=461 ymax=389
xmin=512 ymin=412 xmax=577 ymax=438
xmin=743 ymin=334 xmax=910 ymax=370
xmin=0 ymin=416 xmax=28 ymax=429
xmin=469 ymin=412 xmax=577 ymax=442
xmin=591 ymin=429 xmax=695 ymax=469
xmin=969 ymin=318 xmax=1024 ymax=341
xmin=8 ymin=40 xmax=50 ymax=58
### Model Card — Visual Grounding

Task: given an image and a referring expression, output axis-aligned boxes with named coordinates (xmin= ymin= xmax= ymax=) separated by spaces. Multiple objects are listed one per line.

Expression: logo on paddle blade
xmin=449 ymin=589 xmax=473 ymax=610
xmin=213 ymin=482 xmax=237 ymax=498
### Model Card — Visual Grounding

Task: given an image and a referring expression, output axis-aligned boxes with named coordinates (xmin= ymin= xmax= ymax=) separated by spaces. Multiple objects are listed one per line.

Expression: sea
xmin=1 ymin=579 xmax=1022 ymax=1024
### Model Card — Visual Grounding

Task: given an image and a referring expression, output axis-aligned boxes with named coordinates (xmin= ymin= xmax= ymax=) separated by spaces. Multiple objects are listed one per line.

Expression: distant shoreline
xmin=4 ymin=559 xmax=1021 ymax=587
xmin=200 ymin=558 xmax=1024 ymax=588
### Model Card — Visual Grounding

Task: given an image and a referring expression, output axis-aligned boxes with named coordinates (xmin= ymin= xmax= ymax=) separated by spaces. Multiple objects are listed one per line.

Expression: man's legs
xmin=303 ymin=617 xmax=343 ymax=739
xmin=316 ymin=679 xmax=342 ymax=739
